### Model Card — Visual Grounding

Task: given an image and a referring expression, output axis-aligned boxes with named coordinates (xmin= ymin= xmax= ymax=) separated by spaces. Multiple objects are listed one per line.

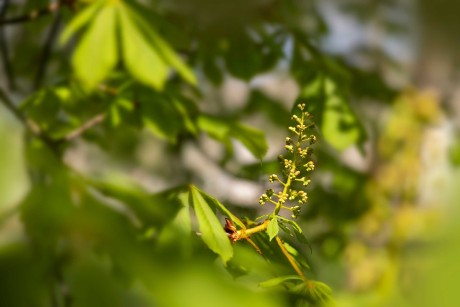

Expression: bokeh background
xmin=1 ymin=0 xmax=460 ymax=306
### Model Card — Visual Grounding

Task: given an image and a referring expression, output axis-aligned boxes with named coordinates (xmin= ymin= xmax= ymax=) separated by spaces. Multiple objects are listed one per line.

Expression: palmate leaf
xmin=59 ymin=1 xmax=104 ymax=45
xmin=61 ymin=1 xmax=196 ymax=90
xmin=72 ymin=4 xmax=118 ymax=89
xmin=124 ymin=5 xmax=197 ymax=86
xmin=118 ymin=4 xmax=168 ymax=90
xmin=299 ymin=74 xmax=365 ymax=151
xmin=189 ymin=186 xmax=233 ymax=263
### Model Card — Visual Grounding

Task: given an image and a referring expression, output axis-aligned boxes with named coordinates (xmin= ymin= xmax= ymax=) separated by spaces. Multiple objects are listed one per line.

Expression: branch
xmin=0 ymin=87 xmax=60 ymax=156
xmin=63 ymin=113 xmax=106 ymax=141
xmin=34 ymin=10 xmax=63 ymax=89
xmin=0 ymin=1 xmax=69 ymax=26
xmin=0 ymin=0 xmax=15 ymax=89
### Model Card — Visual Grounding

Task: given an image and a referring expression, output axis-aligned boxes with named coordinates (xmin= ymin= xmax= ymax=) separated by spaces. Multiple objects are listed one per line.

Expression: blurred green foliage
xmin=0 ymin=0 xmax=457 ymax=306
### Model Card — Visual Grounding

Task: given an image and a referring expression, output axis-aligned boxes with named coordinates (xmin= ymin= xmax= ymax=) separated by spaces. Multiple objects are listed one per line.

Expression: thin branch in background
xmin=0 ymin=87 xmax=60 ymax=156
xmin=0 ymin=0 xmax=16 ymax=89
xmin=0 ymin=1 xmax=66 ymax=26
xmin=34 ymin=10 xmax=62 ymax=89
xmin=63 ymin=113 xmax=106 ymax=141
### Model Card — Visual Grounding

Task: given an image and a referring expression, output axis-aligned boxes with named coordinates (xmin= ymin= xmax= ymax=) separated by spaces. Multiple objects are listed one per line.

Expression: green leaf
xmin=59 ymin=1 xmax=103 ymax=45
xmin=194 ymin=187 xmax=245 ymax=229
xmin=259 ymin=275 xmax=303 ymax=288
xmin=278 ymin=222 xmax=293 ymax=236
xmin=118 ymin=5 xmax=168 ymax=89
xmin=171 ymin=97 xmax=198 ymax=135
xmin=196 ymin=115 xmax=231 ymax=141
xmin=277 ymin=217 xmax=310 ymax=246
xmin=197 ymin=115 xmax=268 ymax=159
xmin=72 ymin=4 xmax=118 ymax=89
xmin=230 ymin=124 xmax=268 ymax=159
xmin=299 ymin=75 xmax=364 ymax=151
xmin=124 ymin=5 xmax=197 ymax=85
xmin=88 ymin=180 xmax=183 ymax=229
xmin=291 ymin=280 xmax=332 ymax=302
xmin=140 ymin=94 xmax=182 ymax=142
xmin=156 ymin=196 xmax=193 ymax=258
xmin=0 ymin=243 xmax=50 ymax=307
xmin=246 ymin=90 xmax=290 ymax=127
xmin=322 ymin=78 xmax=361 ymax=151
xmin=190 ymin=187 xmax=233 ymax=263
xmin=20 ymin=89 xmax=60 ymax=131
xmin=65 ymin=255 xmax=125 ymax=307
xmin=109 ymin=105 xmax=121 ymax=127
xmin=267 ymin=218 xmax=279 ymax=241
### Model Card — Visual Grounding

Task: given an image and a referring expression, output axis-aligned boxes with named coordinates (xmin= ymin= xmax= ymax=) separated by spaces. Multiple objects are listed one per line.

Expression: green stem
xmin=235 ymin=220 xmax=269 ymax=239
xmin=275 ymin=236 xmax=311 ymax=286
xmin=275 ymin=164 xmax=295 ymax=215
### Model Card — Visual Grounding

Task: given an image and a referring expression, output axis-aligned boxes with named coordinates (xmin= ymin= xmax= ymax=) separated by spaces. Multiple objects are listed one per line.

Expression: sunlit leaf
xmin=299 ymin=75 xmax=365 ymax=151
xmin=124 ymin=5 xmax=197 ymax=85
xmin=196 ymin=115 xmax=230 ymax=141
xmin=322 ymin=78 xmax=361 ymax=151
xmin=72 ymin=4 xmax=118 ymax=88
xmin=267 ymin=218 xmax=279 ymax=241
xmin=118 ymin=5 xmax=168 ymax=89
xmin=230 ymin=124 xmax=268 ymax=159
xmin=59 ymin=1 xmax=104 ymax=45
xmin=194 ymin=187 xmax=245 ymax=229
xmin=190 ymin=186 xmax=233 ymax=263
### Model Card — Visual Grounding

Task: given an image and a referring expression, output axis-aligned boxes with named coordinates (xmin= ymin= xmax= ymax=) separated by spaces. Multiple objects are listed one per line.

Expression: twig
xmin=0 ymin=0 xmax=15 ymax=89
xmin=0 ymin=1 xmax=68 ymax=26
xmin=0 ymin=87 xmax=60 ymax=155
xmin=63 ymin=113 xmax=106 ymax=141
xmin=34 ymin=10 xmax=62 ymax=89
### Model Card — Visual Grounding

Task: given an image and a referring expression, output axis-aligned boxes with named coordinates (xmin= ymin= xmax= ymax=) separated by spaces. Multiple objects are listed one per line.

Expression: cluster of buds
xmin=258 ymin=103 xmax=316 ymax=218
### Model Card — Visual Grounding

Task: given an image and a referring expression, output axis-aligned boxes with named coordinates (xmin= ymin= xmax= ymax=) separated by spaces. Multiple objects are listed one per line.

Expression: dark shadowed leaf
xmin=88 ymin=180 xmax=184 ymax=229
xmin=259 ymin=275 xmax=303 ymax=288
